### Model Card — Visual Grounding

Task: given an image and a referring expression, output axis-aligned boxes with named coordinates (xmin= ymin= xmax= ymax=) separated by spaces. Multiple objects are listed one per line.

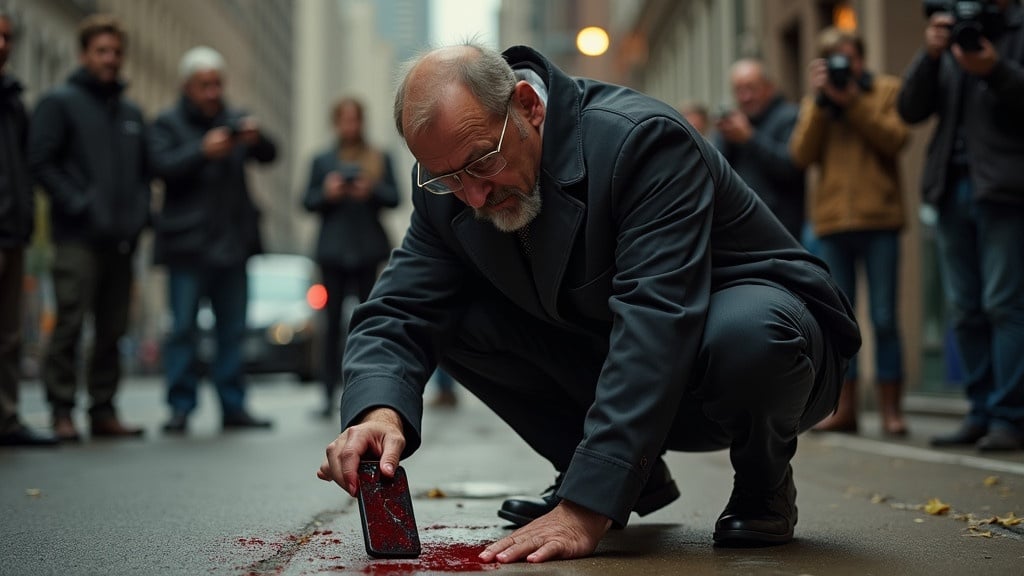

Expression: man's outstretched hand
xmin=479 ymin=500 xmax=611 ymax=563
xmin=317 ymin=407 xmax=405 ymax=496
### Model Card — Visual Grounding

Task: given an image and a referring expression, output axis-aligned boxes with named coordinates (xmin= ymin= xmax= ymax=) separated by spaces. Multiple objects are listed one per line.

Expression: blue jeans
xmin=818 ymin=230 xmax=903 ymax=382
xmin=937 ymin=178 xmax=1024 ymax=433
xmin=164 ymin=265 xmax=248 ymax=416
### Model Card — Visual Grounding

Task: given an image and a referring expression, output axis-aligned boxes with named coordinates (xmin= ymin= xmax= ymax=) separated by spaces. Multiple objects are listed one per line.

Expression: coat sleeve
xmin=147 ymin=114 xmax=207 ymax=179
xmin=985 ymin=56 xmax=1024 ymax=117
xmin=557 ymin=117 xmax=714 ymax=526
xmin=27 ymin=93 xmax=89 ymax=216
xmin=844 ymin=79 xmax=909 ymax=158
xmin=302 ymin=155 xmax=328 ymax=212
xmin=898 ymin=50 xmax=942 ymax=124
xmin=338 ymin=187 xmax=467 ymax=458
xmin=788 ymin=96 xmax=827 ymax=169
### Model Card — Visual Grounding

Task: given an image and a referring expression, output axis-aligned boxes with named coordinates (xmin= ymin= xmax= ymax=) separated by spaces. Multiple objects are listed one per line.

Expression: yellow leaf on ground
xmin=966 ymin=529 xmax=993 ymax=538
xmin=983 ymin=476 xmax=1000 ymax=487
xmin=993 ymin=513 xmax=1021 ymax=527
xmin=870 ymin=494 xmax=890 ymax=504
xmin=924 ymin=498 xmax=951 ymax=515
xmin=425 ymin=487 xmax=447 ymax=499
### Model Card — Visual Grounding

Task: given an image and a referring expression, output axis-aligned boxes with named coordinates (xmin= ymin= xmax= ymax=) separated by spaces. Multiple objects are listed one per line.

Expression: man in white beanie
xmin=148 ymin=46 xmax=277 ymax=434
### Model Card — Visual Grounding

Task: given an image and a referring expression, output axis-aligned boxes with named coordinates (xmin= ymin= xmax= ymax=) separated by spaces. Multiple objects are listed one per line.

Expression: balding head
xmin=393 ymin=42 xmax=515 ymax=139
xmin=729 ymin=58 xmax=777 ymax=118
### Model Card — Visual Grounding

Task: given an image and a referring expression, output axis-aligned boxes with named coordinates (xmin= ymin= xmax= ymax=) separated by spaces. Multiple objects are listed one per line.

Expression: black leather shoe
xmin=222 ymin=411 xmax=273 ymax=430
xmin=976 ymin=428 xmax=1023 ymax=452
xmin=0 ymin=425 xmax=60 ymax=447
xmin=497 ymin=457 xmax=680 ymax=527
xmin=930 ymin=422 xmax=987 ymax=447
xmin=713 ymin=465 xmax=797 ymax=547
xmin=162 ymin=413 xmax=188 ymax=434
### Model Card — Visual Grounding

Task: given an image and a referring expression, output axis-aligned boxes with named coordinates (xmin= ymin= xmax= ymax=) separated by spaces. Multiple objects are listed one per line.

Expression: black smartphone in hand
xmin=356 ymin=461 xmax=421 ymax=559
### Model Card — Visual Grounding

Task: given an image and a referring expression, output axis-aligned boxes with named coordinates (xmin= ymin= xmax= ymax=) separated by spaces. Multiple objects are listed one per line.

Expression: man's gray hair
xmin=179 ymin=46 xmax=225 ymax=82
xmin=393 ymin=41 xmax=515 ymax=138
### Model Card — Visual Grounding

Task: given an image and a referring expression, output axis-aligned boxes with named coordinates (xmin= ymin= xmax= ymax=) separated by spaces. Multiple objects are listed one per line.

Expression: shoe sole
xmin=712 ymin=528 xmax=794 ymax=547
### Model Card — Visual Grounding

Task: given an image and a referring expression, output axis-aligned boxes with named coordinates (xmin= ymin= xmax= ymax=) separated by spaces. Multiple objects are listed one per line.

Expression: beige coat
xmin=790 ymin=74 xmax=909 ymax=237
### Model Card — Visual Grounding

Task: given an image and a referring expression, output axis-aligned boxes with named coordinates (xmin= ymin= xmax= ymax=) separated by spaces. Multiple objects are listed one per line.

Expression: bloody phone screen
xmin=356 ymin=461 xmax=421 ymax=558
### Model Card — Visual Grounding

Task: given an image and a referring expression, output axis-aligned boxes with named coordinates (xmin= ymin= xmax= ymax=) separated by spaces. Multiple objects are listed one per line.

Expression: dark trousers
xmin=42 ymin=242 xmax=134 ymax=421
xmin=441 ymin=283 xmax=844 ymax=492
xmin=164 ymin=264 xmax=248 ymax=416
xmin=0 ymin=248 xmax=24 ymax=434
xmin=321 ymin=264 xmax=378 ymax=402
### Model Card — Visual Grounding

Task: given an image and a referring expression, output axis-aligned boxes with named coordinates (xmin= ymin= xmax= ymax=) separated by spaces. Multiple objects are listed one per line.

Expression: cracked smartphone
xmin=356 ymin=461 xmax=421 ymax=559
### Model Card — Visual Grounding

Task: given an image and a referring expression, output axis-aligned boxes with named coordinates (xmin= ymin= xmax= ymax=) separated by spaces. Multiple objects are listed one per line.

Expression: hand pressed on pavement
xmin=317 ymin=407 xmax=406 ymax=496
xmin=480 ymin=500 xmax=611 ymax=563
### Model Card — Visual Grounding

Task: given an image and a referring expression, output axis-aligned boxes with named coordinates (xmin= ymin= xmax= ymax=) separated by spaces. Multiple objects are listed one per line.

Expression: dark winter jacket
xmin=897 ymin=4 xmax=1024 ymax=205
xmin=713 ymin=95 xmax=805 ymax=240
xmin=27 ymin=67 xmax=150 ymax=245
xmin=148 ymin=96 xmax=276 ymax=268
xmin=302 ymin=146 xmax=399 ymax=268
xmin=0 ymin=74 xmax=32 ymax=248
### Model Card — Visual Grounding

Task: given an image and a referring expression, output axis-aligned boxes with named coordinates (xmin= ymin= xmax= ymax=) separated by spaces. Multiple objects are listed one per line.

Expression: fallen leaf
xmin=425 ymin=488 xmax=447 ymax=499
xmin=992 ymin=513 xmax=1022 ymax=527
xmin=914 ymin=518 xmax=926 ymax=523
xmin=870 ymin=494 xmax=890 ymax=504
xmin=924 ymin=498 xmax=951 ymax=515
xmin=966 ymin=529 xmax=993 ymax=538
xmin=983 ymin=476 xmax=1000 ymax=487
xmin=25 ymin=488 xmax=41 ymax=498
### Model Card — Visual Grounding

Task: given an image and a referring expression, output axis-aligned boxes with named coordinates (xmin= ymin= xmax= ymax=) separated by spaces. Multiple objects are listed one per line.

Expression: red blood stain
xmin=360 ymin=542 xmax=498 ymax=573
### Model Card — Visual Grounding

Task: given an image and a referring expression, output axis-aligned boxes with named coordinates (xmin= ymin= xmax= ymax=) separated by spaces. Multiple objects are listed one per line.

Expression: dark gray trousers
xmin=0 ymin=248 xmax=24 ymax=434
xmin=441 ymin=283 xmax=844 ymax=492
xmin=42 ymin=242 xmax=134 ymax=420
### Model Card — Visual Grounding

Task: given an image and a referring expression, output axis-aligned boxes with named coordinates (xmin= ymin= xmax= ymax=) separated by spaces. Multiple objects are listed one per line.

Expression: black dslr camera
xmin=826 ymin=54 xmax=852 ymax=89
xmin=922 ymin=0 xmax=1005 ymax=52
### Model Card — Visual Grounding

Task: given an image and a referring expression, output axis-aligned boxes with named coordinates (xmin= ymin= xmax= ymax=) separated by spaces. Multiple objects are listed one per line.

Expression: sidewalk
xmin=2 ymin=378 xmax=1021 ymax=575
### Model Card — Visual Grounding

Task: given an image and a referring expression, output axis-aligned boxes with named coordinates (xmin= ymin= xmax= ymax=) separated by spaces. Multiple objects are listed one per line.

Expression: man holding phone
xmin=148 ymin=46 xmax=277 ymax=434
xmin=318 ymin=42 xmax=859 ymax=563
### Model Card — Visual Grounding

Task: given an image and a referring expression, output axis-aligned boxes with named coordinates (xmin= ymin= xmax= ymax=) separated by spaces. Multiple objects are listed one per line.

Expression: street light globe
xmin=576 ymin=26 xmax=609 ymax=56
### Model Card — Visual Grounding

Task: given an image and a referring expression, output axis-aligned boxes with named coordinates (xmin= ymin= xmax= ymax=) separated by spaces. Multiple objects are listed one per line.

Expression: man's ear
xmin=513 ymin=80 xmax=545 ymax=128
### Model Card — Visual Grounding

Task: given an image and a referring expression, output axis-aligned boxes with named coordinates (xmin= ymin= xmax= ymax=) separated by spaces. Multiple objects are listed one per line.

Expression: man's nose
xmin=460 ymin=178 xmax=491 ymax=209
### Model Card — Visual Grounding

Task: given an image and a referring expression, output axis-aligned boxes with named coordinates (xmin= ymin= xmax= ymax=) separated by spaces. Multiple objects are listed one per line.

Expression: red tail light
xmin=307 ymin=283 xmax=328 ymax=310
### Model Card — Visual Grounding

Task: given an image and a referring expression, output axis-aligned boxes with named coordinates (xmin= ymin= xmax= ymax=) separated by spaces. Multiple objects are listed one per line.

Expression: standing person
xmin=149 ymin=46 xmax=276 ymax=434
xmin=317 ymin=42 xmax=861 ymax=561
xmin=714 ymin=59 xmax=806 ymax=242
xmin=302 ymin=97 xmax=398 ymax=418
xmin=898 ymin=0 xmax=1024 ymax=452
xmin=0 ymin=11 xmax=57 ymax=447
xmin=790 ymin=28 xmax=910 ymax=437
xmin=28 ymin=15 xmax=149 ymax=442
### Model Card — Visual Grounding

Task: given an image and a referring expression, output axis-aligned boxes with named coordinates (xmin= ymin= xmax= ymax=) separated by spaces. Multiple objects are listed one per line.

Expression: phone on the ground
xmin=356 ymin=461 xmax=421 ymax=559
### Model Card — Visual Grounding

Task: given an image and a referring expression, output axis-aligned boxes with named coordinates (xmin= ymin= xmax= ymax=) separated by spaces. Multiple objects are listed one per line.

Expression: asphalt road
xmin=2 ymin=375 xmax=1022 ymax=575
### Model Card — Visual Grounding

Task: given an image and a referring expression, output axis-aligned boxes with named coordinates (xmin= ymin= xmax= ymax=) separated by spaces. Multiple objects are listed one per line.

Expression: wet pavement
xmin=2 ymin=376 xmax=1021 ymax=575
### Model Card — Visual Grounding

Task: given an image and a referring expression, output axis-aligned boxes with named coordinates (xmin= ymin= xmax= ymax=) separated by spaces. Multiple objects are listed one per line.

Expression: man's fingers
xmin=316 ymin=458 xmax=331 ymax=481
xmin=526 ymin=541 xmax=565 ymax=563
xmin=379 ymin=434 xmax=405 ymax=477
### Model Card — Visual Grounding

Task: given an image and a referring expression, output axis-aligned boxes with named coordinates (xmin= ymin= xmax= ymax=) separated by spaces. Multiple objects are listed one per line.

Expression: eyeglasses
xmin=416 ymin=105 xmax=511 ymax=195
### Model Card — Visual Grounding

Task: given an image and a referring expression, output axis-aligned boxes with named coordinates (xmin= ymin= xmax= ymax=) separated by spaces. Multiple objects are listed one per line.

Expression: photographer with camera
xmin=898 ymin=0 xmax=1024 ymax=452
xmin=790 ymin=27 xmax=910 ymax=437
xmin=713 ymin=59 xmax=805 ymax=243
xmin=303 ymin=97 xmax=399 ymax=418
xmin=148 ymin=46 xmax=278 ymax=434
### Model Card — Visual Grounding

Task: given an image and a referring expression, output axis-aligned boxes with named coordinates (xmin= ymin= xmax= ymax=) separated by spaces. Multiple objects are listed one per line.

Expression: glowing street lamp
xmin=576 ymin=26 xmax=609 ymax=56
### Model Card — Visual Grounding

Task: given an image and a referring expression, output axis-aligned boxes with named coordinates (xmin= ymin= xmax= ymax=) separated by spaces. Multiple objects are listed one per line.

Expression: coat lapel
xmin=452 ymin=209 xmax=545 ymax=319
xmin=529 ymin=177 xmax=584 ymax=322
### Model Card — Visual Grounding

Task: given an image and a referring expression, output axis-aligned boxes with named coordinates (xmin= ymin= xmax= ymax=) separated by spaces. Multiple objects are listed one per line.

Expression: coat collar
xmin=450 ymin=46 xmax=587 ymax=322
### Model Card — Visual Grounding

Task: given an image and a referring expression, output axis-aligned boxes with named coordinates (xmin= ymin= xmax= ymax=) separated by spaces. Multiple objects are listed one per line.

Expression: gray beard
xmin=474 ymin=182 xmax=542 ymax=232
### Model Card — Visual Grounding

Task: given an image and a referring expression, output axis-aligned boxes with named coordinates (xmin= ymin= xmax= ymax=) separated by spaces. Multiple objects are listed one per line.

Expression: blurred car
xmin=195 ymin=253 xmax=325 ymax=381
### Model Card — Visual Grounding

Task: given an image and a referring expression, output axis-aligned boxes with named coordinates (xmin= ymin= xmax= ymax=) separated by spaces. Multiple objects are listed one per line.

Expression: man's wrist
xmin=360 ymin=406 xmax=403 ymax=430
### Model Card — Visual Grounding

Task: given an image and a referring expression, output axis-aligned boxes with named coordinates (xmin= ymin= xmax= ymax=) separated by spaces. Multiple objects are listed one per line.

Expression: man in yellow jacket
xmin=790 ymin=27 xmax=909 ymax=437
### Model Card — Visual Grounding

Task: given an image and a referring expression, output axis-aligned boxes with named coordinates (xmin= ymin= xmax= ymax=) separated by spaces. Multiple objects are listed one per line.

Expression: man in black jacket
xmin=317 ymin=43 xmax=860 ymax=561
xmin=0 ymin=11 xmax=57 ymax=447
xmin=28 ymin=15 xmax=149 ymax=442
xmin=149 ymin=46 xmax=276 ymax=434
xmin=898 ymin=0 xmax=1024 ymax=452
xmin=714 ymin=58 xmax=806 ymax=243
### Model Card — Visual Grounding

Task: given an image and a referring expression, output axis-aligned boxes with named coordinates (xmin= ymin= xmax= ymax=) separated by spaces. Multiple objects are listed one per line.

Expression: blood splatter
xmin=360 ymin=542 xmax=498 ymax=573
